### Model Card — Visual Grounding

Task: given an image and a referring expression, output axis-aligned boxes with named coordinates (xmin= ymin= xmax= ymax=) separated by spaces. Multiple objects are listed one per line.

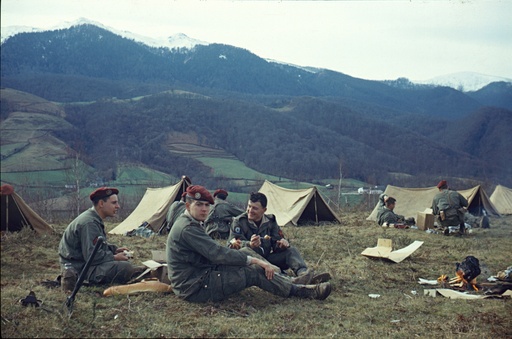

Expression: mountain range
xmin=1 ymin=20 xmax=511 ymax=189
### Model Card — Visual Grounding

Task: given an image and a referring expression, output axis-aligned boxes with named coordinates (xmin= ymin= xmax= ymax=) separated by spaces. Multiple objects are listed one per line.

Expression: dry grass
xmin=1 ymin=213 xmax=511 ymax=338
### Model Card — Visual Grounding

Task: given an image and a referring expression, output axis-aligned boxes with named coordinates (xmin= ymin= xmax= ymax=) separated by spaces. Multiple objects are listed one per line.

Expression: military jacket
xmin=432 ymin=189 xmax=468 ymax=214
xmin=377 ymin=207 xmax=405 ymax=226
xmin=432 ymin=189 xmax=468 ymax=224
xmin=205 ymin=198 xmax=244 ymax=225
xmin=58 ymin=208 xmax=117 ymax=272
xmin=228 ymin=212 xmax=285 ymax=257
xmin=165 ymin=200 xmax=186 ymax=230
xmin=166 ymin=211 xmax=248 ymax=299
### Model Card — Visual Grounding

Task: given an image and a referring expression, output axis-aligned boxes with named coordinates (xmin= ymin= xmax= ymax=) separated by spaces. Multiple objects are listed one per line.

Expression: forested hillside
xmin=2 ymin=23 xmax=512 ymax=188
xmin=50 ymin=92 xmax=510 ymax=186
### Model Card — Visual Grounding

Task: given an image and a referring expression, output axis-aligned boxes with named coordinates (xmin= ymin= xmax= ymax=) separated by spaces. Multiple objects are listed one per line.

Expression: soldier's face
xmin=99 ymin=195 xmax=120 ymax=218
xmin=247 ymin=200 xmax=266 ymax=223
xmin=187 ymin=200 xmax=210 ymax=221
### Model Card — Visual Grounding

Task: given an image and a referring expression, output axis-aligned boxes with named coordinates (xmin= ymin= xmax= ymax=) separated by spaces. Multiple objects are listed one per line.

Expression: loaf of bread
xmin=103 ymin=279 xmax=172 ymax=296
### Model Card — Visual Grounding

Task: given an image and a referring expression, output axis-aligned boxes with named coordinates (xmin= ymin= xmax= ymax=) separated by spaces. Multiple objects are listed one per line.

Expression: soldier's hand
xmin=250 ymin=234 xmax=261 ymax=248
xmin=229 ymin=238 xmax=241 ymax=250
xmin=115 ymin=247 xmax=129 ymax=254
xmin=250 ymin=258 xmax=277 ymax=280
xmin=277 ymin=239 xmax=290 ymax=249
xmin=114 ymin=252 xmax=129 ymax=261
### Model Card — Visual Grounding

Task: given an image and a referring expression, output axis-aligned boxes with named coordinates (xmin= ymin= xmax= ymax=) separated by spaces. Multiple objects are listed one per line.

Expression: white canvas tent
xmin=490 ymin=185 xmax=512 ymax=215
xmin=366 ymin=185 xmax=500 ymax=221
xmin=258 ymin=180 xmax=341 ymax=227
xmin=109 ymin=177 xmax=190 ymax=235
xmin=1 ymin=184 xmax=55 ymax=234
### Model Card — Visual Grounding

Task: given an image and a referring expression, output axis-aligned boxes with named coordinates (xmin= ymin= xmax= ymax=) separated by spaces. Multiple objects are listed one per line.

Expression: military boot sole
xmin=314 ymin=282 xmax=332 ymax=300
xmin=310 ymin=272 xmax=332 ymax=284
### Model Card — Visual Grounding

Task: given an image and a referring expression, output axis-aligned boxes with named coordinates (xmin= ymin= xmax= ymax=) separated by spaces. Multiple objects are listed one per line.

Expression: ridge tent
xmin=366 ymin=185 xmax=500 ymax=221
xmin=1 ymin=184 xmax=55 ymax=234
xmin=109 ymin=177 xmax=190 ymax=235
xmin=490 ymin=185 xmax=512 ymax=215
xmin=258 ymin=180 xmax=341 ymax=227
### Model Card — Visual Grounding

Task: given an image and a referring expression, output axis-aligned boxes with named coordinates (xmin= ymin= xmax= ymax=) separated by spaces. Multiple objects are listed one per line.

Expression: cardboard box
xmin=151 ymin=250 xmax=166 ymax=262
xmin=361 ymin=238 xmax=423 ymax=263
xmin=417 ymin=212 xmax=434 ymax=230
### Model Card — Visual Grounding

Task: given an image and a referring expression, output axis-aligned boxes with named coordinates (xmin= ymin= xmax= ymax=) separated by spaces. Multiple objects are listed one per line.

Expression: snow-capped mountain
xmin=2 ymin=19 xmax=510 ymax=93
xmin=415 ymin=72 xmax=512 ymax=92
xmin=1 ymin=25 xmax=43 ymax=43
xmin=1 ymin=17 xmax=209 ymax=49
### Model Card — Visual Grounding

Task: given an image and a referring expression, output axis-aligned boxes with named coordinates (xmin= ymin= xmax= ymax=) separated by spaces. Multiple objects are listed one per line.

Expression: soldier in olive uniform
xmin=228 ymin=192 xmax=327 ymax=285
xmin=432 ymin=180 xmax=468 ymax=234
xmin=161 ymin=193 xmax=187 ymax=235
xmin=376 ymin=197 xmax=405 ymax=226
xmin=166 ymin=185 xmax=332 ymax=302
xmin=205 ymin=189 xmax=244 ymax=239
xmin=378 ymin=193 xmax=388 ymax=210
xmin=58 ymin=187 xmax=139 ymax=290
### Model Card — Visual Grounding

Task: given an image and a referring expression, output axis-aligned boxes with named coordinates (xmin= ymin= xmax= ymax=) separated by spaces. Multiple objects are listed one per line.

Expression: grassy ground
xmin=1 ymin=214 xmax=511 ymax=338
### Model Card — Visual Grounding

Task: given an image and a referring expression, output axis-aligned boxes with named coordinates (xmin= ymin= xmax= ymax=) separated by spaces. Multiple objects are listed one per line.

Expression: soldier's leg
xmin=239 ymin=247 xmax=280 ymax=273
xmin=459 ymin=222 xmax=466 ymax=234
xmin=267 ymin=247 xmax=307 ymax=275
xmin=187 ymin=265 xmax=293 ymax=303
xmin=87 ymin=261 xmax=138 ymax=284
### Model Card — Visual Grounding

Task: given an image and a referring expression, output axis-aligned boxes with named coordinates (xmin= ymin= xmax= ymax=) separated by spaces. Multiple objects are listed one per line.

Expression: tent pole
xmin=314 ymin=193 xmax=319 ymax=225
xmin=5 ymin=196 xmax=9 ymax=232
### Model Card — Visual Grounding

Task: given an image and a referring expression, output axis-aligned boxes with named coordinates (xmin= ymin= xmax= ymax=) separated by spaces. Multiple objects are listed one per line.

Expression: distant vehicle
xmin=325 ymin=184 xmax=334 ymax=189
xmin=358 ymin=187 xmax=383 ymax=194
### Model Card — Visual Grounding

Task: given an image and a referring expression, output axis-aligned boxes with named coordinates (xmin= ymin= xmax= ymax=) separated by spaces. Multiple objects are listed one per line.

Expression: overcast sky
xmin=1 ymin=0 xmax=511 ymax=81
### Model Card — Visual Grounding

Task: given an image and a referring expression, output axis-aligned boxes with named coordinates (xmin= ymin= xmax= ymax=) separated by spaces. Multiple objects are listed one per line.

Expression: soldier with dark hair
xmin=228 ymin=192 xmax=330 ymax=285
xmin=376 ymin=197 xmax=405 ymax=226
xmin=58 ymin=187 xmax=140 ymax=292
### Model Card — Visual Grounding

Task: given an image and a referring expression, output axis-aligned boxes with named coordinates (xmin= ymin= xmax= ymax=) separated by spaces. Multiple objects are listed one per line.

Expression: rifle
xmin=65 ymin=236 xmax=104 ymax=317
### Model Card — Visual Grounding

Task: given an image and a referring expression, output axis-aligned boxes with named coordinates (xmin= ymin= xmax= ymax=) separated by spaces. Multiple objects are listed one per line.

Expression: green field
xmin=116 ymin=164 xmax=177 ymax=186
xmin=197 ymin=157 xmax=281 ymax=181
xmin=0 ymin=169 xmax=73 ymax=186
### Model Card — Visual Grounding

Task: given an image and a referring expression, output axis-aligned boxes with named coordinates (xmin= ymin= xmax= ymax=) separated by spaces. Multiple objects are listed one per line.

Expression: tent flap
xmin=1 ymin=190 xmax=54 ymax=234
xmin=109 ymin=178 xmax=190 ymax=235
xmin=490 ymin=185 xmax=512 ymax=215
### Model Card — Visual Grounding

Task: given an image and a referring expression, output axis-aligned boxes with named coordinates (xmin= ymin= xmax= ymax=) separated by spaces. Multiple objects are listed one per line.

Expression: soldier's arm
xmin=228 ymin=218 xmax=250 ymax=248
xmin=79 ymin=223 xmax=115 ymax=265
xmin=185 ymin=225 xmax=247 ymax=266
xmin=431 ymin=198 xmax=439 ymax=215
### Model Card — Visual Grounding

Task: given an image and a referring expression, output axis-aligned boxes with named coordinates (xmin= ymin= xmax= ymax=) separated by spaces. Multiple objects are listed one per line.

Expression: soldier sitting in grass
xmin=376 ymin=196 xmax=405 ymax=226
xmin=166 ymin=185 xmax=332 ymax=302
xmin=227 ymin=192 xmax=330 ymax=285
xmin=58 ymin=187 xmax=141 ymax=293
